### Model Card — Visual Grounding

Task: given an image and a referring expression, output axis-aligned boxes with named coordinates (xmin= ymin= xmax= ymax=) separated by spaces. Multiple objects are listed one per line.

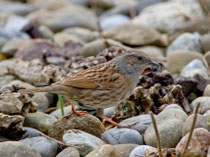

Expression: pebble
xmin=24 ymin=112 xmax=57 ymax=133
xmin=100 ymin=14 xmax=131 ymax=31
xmin=114 ymin=144 xmax=138 ymax=157
xmin=63 ymin=129 xmax=105 ymax=156
xmin=102 ymin=128 xmax=143 ymax=145
xmin=20 ymin=136 xmax=58 ymax=157
xmin=182 ymin=114 xmax=210 ymax=136
xmin=203 ymin=84 xmax=210 ymax=96
xmin=201 ymin=32 xmax=210 ymax=53
xmin=163 ymin=104 xmax=183 ymax=111
xmin=167 ymin=50 xmax=203 ymax=73
xmin=204 ymin=51 xmax=210 ymax=66
xmin=191 ymin=96 xmax=210 ymax=114
xmin=144 ymin=109 xmax=188 ymax=147
xmin=204 ymin=110 xmax=210 ymax=117
xmin=26 ymin=4 xmax=97 ymax=32
xmin=103 ymin=23 xmax=168 ymax=46
xmin=176 ymin=128 xmax=210 ymax=157
xmin=129 ymin=145 xmax=156 ymax=157
xmin=56 ymin=147 xmax=80 ymax=157
xmin=0 ymin=141 xmax=41 ymax=157
xmin=118 ymin=114 xmax=152 ymax=134
xmin=21 ymin=127 xmax=42 ymax=139
xmin=48 ymin=114 xmax=105 ymax=140
xmin=182 ymin=69 xmax=209 ymax=79
xmin=38 ymin=25 xmax=54 ymax=40
xmin=132 ymin=0 xmax=204 ymax=33
xmin=166 ymin=32 xmax=202 ymax=56
xmin=104 ymin=106 xmax=116 ymax=118
xmin=137 ymin=45 xmax=164 ymax=60
xmin=86 ymin=144 xmax=120 ymax=157
xmin=181 ymin=59 xmax=208 ymax=75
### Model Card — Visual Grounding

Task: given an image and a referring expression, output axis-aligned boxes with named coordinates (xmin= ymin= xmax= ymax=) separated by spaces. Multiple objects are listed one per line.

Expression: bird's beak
xmin=148 ymin=60 xmax=160 ymax=67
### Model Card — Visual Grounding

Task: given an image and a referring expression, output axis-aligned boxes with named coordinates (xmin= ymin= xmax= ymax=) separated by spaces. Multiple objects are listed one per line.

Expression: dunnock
xmin=20 ymin=52 xmax=159 ymax=127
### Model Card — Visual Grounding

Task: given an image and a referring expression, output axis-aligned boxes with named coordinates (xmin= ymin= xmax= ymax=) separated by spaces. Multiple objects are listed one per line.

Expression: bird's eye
xmin=137 ymin=56 xmax=142 ymax=60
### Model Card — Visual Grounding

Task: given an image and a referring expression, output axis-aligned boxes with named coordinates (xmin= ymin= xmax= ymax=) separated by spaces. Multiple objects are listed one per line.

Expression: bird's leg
xmin=96 ymin=108 xmax=136 ymax=128
xmin=70 ymin=101 xmax=87 ymax=115
xmin=63 ymin=101 xmax=87 ymax=118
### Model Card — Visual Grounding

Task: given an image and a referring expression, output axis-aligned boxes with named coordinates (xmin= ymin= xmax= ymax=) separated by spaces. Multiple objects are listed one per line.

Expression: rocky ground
xmin=0 ymin=0 xmax=210 ymax=157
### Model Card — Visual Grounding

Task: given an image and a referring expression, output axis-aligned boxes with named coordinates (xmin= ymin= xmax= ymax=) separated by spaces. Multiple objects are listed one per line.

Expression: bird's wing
xmin=61 ymin=63 xmax=125 ymax=89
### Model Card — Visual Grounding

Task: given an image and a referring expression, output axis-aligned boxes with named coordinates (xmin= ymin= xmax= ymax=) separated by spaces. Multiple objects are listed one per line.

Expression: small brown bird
xmin=20 ymin=52 xmax=159 ymax=127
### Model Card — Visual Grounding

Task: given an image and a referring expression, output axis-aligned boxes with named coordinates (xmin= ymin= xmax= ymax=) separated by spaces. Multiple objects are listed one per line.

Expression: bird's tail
xmin=19 ymin=86 xmax=55 ymax=94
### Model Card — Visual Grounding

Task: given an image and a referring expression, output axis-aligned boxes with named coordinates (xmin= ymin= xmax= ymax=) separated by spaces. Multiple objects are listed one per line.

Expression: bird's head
xmin=116 ymin=52 xmax=160 ymax=77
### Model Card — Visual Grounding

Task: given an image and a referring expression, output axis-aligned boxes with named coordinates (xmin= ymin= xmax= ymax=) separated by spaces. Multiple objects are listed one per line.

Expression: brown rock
xmin=48 ymin=114 xmax=105 ymax=140
xmin=103 ymin=23 xmax=168 ymax=46
xmin=176 ymin=128 xmax=210 ymax=157
xmin=167 ymin=50 xmax=203 ymax=73
xmin=86 ymin=144 xmax=120 ymax=157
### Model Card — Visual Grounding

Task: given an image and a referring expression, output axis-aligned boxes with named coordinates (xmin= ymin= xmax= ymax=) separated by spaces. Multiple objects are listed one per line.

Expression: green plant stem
xmin=58 ymin=95 xmax=64 ymax=116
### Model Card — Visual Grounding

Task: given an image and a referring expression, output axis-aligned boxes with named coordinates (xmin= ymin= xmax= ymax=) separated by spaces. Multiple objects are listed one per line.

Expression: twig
xmin=180 ymin=103 xmax=200 ymax=157
xmin=149 ymin=111 xmax=163 ymax=157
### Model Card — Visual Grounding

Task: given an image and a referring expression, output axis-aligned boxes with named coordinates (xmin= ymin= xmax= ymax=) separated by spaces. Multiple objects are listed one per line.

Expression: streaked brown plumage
xmin=20 ymin=52 xmax=159 ymax=125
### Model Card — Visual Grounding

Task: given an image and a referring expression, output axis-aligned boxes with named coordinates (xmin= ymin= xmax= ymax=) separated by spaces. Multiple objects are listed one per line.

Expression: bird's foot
xmin=102 ymin=115 xmax=137 ymax=128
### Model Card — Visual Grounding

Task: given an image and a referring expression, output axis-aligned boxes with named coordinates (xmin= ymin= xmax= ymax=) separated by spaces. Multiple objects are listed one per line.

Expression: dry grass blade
xmin=149 ymin=111 xmax=163 ymax=157
xmin=180 ymin=102 xmax=200 ymax=157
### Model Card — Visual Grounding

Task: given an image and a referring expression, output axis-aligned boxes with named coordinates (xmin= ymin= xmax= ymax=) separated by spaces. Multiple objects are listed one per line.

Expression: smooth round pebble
xmin=20 ymin=136 xmax=58 ymax=157
xmin=103 ymin=128 xmax=143 ymax=145
xmin=86 ymin=144 xmax=120 ymax=157
xmin=144 ymin=109 xmax=188 ymax=147
xmin=163 ymin=104 xmax=183 ymax=111
xmin=191 ymin=96 xmax=210 ymax=114
xmin=21 ymin=127 xmax=42 ymax=139
xmin=118 ymin=115 xmax=152 ymax=134
xmin=63 ymin=129 xmax=105 ymax=156
xmin=114 ymin=144 xmax=138 ymax=157
xmin=129 ymin=145 xmax=156 ymax=157
xmin=24 ymin=112 xmax=57 ymax=133
xmin=203 ymin=84 xmax=210 ymax=96
xmin=182 ymin=114 xmax=210 ymax=136
xmin=0 ymin=141 xmax=41 ymax=157
xmin=56 ymin=147 xmax=80 ymax=157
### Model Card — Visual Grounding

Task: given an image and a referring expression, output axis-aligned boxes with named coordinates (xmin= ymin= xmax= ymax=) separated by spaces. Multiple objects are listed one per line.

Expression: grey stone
xmin=144 ymin=109 xmax=188 ymax=147
xmin=0 ymin=141 xmax=41 ymax=157
xmin=21 ymin=127 xmax=42 ymax=139
xmin=182 ymin=114 xmax=210 ymax=136
xmin=100 ymin=14 xmax=131 ymax=31
xmin=167 ymin=32 xmax=202 ymax=56
xmin=0 ymin=1 xmax=34 ymax=16
xmin=181 ymin=59 xmax=208 ymax=74
xmin=103 ymin=128 xmax=143 ymax=145
xmin=56 ymin=147 xmax=80 ymax=157
xmin=163 ymin=104 xmax=183 ymax=111
xmin=20 ymin=136 xmax=58 ymax=157
xmin=63 ymin=129 xmax=105 ymax=156
xmin=26 ymin=4 xmax=97 ymax=32
xmin=24 ymin=112 xmax=57 ymax=133
xmin=191 ymin=97 xmax=210 ymax=114
xmin=132 ymin=0 xmax=204 ymax=33
xmin=129 ymin=145 xmax=156 ymax=157
xmin=182 ymin=69 xmax=209 ymax=79
xmin=167 ymin=50 xmax=203 ymax=73
xmin=118 ymin=114 xmax=152 ymax=134
xmin=104 ymin=106 xmax=116 ymax=118
xmin=38 ymin=25 xmax=54 ymax=40
xmin=137 ymin=45 xmax=164 ymax=60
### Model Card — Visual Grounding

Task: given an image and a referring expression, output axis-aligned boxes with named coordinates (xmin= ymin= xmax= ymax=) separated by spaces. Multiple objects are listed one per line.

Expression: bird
xmin=19 ymin=51 xmax=159 ymax=127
